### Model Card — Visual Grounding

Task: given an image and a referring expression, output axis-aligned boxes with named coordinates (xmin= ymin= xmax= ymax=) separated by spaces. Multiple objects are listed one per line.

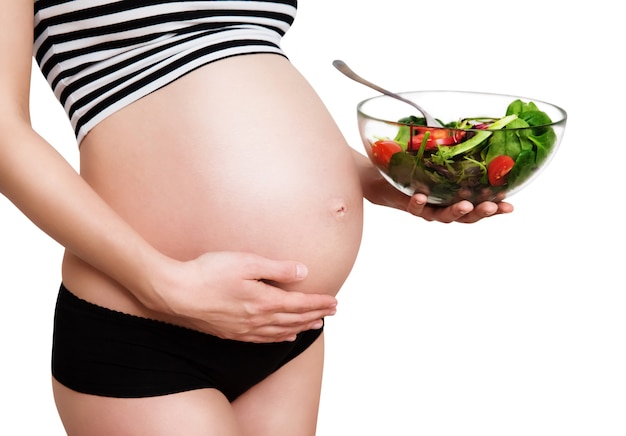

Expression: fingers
xmin=269 ymin=286 xmax=337 ymax=312
xmin=241 ymin=254 xmax=338 ymax=315
xmin=255 ymin=285 xmax=337 ymax=327
xmin=241 ymin=278 xmax=338 ymax=341
xmin=246 ymin=255 xmax=338 ymax=314
xmin=233 ymin=256 xmax=338 ymax=341
xmin=216 ymin=291 xmax=335 ymax=343
xmin=240 ymin=307 xmax=331 ymax=343
xmin=187 ymin=284 xmax=335 ymax=343
xmin=407 ymin=194 xmax=513 ymax=223
xmin=243 ymin=255 xmax=309 ymax=283
xmin=406 ymin=195 xmax=475 ymax=223
xmin=232 ymin=321 xmax=323 ymax=343
xmin=456 ymin=200 xmax=514 ymax=223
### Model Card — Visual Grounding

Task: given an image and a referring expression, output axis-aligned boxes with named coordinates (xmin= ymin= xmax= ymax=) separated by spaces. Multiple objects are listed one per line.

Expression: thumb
xmin=245 ymin=256 xmax=308 ymax=284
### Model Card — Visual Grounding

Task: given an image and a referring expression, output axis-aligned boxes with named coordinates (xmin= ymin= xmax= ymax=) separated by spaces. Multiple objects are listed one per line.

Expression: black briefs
xmin=52 ymin=284 xmax=323 ymax=401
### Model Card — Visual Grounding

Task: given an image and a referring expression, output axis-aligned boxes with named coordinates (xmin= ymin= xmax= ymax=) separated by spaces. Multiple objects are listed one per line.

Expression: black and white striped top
xmin=33 ymin=0 xmax=298 ymax=145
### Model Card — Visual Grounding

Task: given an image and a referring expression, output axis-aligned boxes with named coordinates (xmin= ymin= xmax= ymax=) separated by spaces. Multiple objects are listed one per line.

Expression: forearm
xmin=0 ymin=123 xmax=173 ymax=309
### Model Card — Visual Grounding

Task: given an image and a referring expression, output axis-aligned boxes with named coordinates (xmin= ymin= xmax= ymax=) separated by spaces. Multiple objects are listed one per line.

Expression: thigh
xmin=232 ymin=333 xmax=325 ymax=436
xmin=53 ymin=379 xmax=242 ymax=436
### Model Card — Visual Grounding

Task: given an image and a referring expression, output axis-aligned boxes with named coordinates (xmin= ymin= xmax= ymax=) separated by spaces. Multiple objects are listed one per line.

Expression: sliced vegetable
xmin=437 ymin=114 xmax=518 ymax=160
xmin=487 ymin=155 xmax=515 ymax=186
xmin=371 ymin=139 xmax=403 ymax=168
xmin=408 ymin=127 xmax=465 ymax=151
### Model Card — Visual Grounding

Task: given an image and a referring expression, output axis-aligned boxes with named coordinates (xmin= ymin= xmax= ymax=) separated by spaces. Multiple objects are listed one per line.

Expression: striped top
xmin=33 ymin=0 xmax=298 ymax=145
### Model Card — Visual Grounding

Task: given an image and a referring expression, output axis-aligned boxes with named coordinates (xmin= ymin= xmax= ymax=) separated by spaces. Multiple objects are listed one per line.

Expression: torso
xmin=34 ymin=0 xmax=364 ymax=321
xmin=61 ymin=54 xmax=365 ymax=321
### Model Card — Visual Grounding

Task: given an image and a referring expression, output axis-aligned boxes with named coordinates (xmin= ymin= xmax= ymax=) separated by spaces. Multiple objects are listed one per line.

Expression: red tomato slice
xmin=488 ymin=155 xmax=515 ymax=186
xmin=371 ymin=140 xmax=403 ymax=167
xmin=408 ymin=127 xmax=465 ymax=151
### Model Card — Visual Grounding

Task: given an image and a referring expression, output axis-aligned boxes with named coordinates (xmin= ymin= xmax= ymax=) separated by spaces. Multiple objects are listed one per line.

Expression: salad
xmin=369 ymin=99 xmax=558 ymax=204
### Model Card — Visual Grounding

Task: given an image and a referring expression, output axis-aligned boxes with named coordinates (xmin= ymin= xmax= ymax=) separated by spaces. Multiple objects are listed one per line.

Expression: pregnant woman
xmin=1 ymin=1 xmax=512 ymax=435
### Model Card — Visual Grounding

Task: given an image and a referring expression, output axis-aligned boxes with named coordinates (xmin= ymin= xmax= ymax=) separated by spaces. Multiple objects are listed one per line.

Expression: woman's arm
xmin=1 ymin=3 xmax=177 ymax=301
xmin=0 ymin=1 xmax=336 ymax=342
xmin=351 ymin=148 xmax=514 ymax=223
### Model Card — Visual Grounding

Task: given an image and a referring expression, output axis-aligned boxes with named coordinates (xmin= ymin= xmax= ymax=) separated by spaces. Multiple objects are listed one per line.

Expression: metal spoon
xmin=332 ymin=60 xmax=442 ymax=128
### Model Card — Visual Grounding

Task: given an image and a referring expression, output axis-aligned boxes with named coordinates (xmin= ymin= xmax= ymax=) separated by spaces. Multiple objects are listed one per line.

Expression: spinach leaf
xmin=484 ymin=117 xmax=531 ymax=163
xmin=508 ymin=150 xmax=536 ymax=187
xmin=529 ymin=127 xmax=557 ymax=165
xmin=500 ymin=98 xmax=557 ymax=166
xmin=520 ymin=110 xmax=552 ymax=127
xmin=506 ymin=99 xmax=540 ymax=116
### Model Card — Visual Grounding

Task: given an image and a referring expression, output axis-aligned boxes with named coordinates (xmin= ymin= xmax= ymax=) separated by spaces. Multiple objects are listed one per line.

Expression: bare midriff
xmin=61 ymin=54 xmax=364 ymax=322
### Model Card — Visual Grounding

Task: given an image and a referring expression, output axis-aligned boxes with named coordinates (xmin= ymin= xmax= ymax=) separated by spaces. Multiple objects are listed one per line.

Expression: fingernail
xmin=312 ymin=320 xmax=324 ymax=329
xmin=296 ymin=263 xmax=308 ymax=278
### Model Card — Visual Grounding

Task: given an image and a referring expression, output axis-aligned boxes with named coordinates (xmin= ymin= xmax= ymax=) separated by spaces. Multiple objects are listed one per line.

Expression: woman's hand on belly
xmin=150 ymin=251 xmax=336 ymax=343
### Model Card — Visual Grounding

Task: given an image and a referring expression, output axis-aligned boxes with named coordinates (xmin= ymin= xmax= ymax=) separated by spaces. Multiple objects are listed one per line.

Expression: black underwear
xmin=52 ymin=284 xmax=323 ymax=402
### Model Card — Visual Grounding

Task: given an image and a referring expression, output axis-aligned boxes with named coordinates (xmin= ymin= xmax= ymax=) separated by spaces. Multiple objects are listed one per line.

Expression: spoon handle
xmin=332 ymin=60 xmax=441 ymax=128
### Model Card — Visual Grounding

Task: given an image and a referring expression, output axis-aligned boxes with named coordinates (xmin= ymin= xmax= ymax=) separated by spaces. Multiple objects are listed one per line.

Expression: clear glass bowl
xmin=357 ymin=90 xmax=567 ymax=206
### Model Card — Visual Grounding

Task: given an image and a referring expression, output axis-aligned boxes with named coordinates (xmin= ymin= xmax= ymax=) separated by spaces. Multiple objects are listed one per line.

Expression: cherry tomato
xmin=488 ymin=155 xmax=515 ymax=186
xmin=371 ymin=140 xmax=403 ymax=167
xmin=408 ymin=127 xmax=465 ymax=151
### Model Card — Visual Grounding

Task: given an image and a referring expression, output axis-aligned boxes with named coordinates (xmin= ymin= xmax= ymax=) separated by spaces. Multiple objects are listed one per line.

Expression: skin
xmin=1 ymin=2 xmax=513 ymax=435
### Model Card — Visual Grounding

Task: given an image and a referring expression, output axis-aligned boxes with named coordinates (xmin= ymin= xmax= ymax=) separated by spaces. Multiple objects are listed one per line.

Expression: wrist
xmin=122 ymin=247 xmax=184 ymax=316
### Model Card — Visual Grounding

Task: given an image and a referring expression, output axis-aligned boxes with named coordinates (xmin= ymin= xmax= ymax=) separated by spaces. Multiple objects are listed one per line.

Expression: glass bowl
xmin=357 ymin=90 xmax=567 ymax=206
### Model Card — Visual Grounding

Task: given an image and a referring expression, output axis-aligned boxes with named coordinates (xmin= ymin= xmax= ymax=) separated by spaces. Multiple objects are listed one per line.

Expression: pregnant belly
xmin=64 ymin=55 xmax=364 ymax=315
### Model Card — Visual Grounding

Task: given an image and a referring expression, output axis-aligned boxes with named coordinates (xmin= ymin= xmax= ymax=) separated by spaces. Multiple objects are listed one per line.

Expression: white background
xmin=2 ymin=0 xmax=624 ymax=434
